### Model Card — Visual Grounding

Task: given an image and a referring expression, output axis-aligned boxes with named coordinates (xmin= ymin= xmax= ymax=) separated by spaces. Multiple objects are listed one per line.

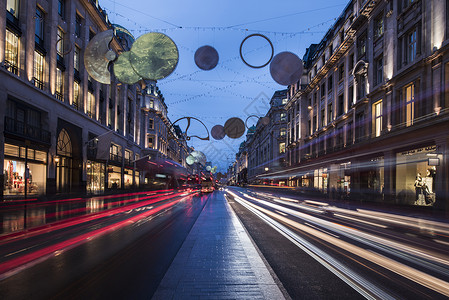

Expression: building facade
xmin=245 ymin=89 xmax=288 ymax=185
xmin=0 ymin=0 xmax=188 ymax=200
xmin=274 ymin=0 xmax=449 ymax=209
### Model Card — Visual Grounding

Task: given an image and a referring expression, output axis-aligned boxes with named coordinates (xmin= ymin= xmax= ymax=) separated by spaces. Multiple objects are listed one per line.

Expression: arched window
xmin=57 ymin=128 xmax=72 ymax=157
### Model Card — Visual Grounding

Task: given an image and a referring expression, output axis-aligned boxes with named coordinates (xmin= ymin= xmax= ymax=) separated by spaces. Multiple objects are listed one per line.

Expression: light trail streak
xmin=227 ymin=189 xmax=449 ymax=298
xmin=0 ymin=193 xmax=194 ymax=281
xmin=332 ymin=213 xmax=388 ymax=229
xmin=0 ymin=192 xmax=179 ymax=244
xmin=226 ymin=190 xmax=391 ymax=299
xmin=244 ymin=192 xmax=449 ymax=271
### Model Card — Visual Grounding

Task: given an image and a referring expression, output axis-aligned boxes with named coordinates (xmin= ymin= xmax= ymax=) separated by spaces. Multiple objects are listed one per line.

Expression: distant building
xmin=245 ymin=89 xmax=288 ymax=185
xmin=276 ymin=0 xmax=449 ymax=208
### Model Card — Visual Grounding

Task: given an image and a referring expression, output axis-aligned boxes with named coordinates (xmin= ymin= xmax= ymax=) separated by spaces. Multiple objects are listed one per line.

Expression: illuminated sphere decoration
xmin=186 ymin=155 xmax=195 ymax=165
xmin=211 ymin=125 xmax=226 ymax=140
xmin=113 ymin=51 xmax=141 ymax=85
xmin=224 ymin=117 xmax=245 ymax=139
xmin=194 ymin=45 xmax=219 ymax=71
xmin=270 ymin=51 xmax=303 ymax=86
xmin=129 ymin=32 xmax=179 ymax=80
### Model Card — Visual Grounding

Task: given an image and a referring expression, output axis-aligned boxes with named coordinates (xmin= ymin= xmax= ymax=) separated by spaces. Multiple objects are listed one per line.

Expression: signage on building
xmin=400 ymin=145 xmax=436 ymax=156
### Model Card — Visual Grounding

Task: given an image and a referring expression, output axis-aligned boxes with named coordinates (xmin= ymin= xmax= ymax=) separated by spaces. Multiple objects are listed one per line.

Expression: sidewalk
xmin=152 ymin=191 xmax=286 ymax=299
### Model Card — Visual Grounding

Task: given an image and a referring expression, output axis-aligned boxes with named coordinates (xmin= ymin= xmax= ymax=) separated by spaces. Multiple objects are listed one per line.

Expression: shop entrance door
xmin=56 ymin=129 xmax=72 ymax=193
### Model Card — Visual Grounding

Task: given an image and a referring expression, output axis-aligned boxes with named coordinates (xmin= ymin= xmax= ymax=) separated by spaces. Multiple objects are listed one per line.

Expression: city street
xmin=0 ymin=188 xmax=448 ymax=299
xmin=1 ymin=0 xmax=449 ymax=299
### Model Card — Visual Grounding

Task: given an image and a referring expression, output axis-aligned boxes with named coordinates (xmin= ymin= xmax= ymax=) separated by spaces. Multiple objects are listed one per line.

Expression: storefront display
xmin=87 ymin=161 xmax=105 ymax=194
xmin=124 ymin=168 xmax=133 ymax=189
xmin=314 ymin=168 xmax=328 ymax=193
xmin=108 ymin=165 xmax=121 ymax=189
xmin=3 ymin=144 xmax=47 ymax=196
xmin=396 ymin=146 xmax=437 ymax=206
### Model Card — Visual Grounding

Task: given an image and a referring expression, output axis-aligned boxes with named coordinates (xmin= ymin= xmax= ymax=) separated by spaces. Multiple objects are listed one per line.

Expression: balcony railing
xmin=109 ymin=153 xmax=122 ymax=163
xmin=4 ymin=117 xmax=51 ymax=144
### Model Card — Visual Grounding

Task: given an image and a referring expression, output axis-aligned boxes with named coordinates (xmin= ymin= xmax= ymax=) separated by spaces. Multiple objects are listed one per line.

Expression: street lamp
xmin=264 ymin=167 xmax=269 ymax=171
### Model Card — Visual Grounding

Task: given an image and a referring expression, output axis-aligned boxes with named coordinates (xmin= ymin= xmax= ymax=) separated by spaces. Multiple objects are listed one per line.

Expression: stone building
xmin=246 ymin=89 xmax=288 ymax=185
xmin=274 ymin=0 xmax=449 ymax=209
xmin=0 ymin=0 xmax=188 ymax=199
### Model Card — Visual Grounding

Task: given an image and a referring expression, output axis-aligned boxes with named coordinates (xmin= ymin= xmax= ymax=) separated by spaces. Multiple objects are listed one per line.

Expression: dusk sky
xmin=100 ymin=0 xmax=349 ymax=171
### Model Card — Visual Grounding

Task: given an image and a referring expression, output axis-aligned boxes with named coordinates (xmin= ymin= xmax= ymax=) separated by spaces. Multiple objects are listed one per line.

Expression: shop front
xmin=314 ymin=167 xmax=328 ymax=194
xmin=108 ymin=165 xmax=121 ymax=189
xmin=395 ymin=145 xmax=438 ymax=206
xmin=124 ymin=168 xmax=133 ymax=189
xmin=86 ymin=161 xmax=105 ymax=194
xmin=328 ymin=162 xmax=351 ymax=200
xmin=3 ymin=143 xmax=47 ymax=197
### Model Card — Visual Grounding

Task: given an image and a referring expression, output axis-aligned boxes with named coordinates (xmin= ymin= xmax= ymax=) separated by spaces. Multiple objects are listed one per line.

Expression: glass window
xmin=5 ymin=29 xmax=19 ymax=75
xmin=280 ymin=113 xmax=287 ymax=122
xmin=4 ymin=159 xmax=47 ymax=196
xmin=57 ymin=0 xmax=64 ymax=18
xmin=75 ymin=14 xmax=82 ymax=37
xmin=282 ymin=98 xmax=288 ymax=104
xmin=33 ymin=50 xmax=44 ymax=89
xmin=338 ymin=64 xmax=344 ymax=81
xmin=279 ymin=142 xmax=286 ymax=154
xmin=73 ymin=81 xmax=80 ymax=109
xmin=407 ymin=29 xmax=417 ymax=63
xmin=149 ymin=118 xmax=154 ymax=129
xmin=56 ymin=67 xmax=63 ymax=100
xmin=327 ymin=103 xmax=333 ymax=123
xmin=375 ymin=56 xmax=383 ymax=86
xmin=87 ymin=91 xmax=95 ymax=118
xmin=396 ymin=146 xmax=437 ymax=206
xmin=357 ymin=32 xmax=367 ymax=57
xmin=321 ymin=108 xmax=325 ymax=127
xmin=148 ymin=136 xmax=154 ymax=148
xmin=7 ymin=0 xmax=19 ymax=17
xmin=57 ymin=129 xmax=72 ymax=157
xmin=280 ymin=128 xmax=286 ymax=136
xmin=87 ymin=161 xmax=104 ymax=194
xmin=405 ymin=83 xmax=415 ymax=127
xmin=74 ymin=46 xmax=80 ymax=71
xmin=374 ymin=100 xmax=383 ymax=137
xmin=374 ymin=13 xmax=384 ymax=39
xmin=35 ymin=7 xmax=44 ymax=46
xmin=57 ymin=27 xmax=64 ymax=60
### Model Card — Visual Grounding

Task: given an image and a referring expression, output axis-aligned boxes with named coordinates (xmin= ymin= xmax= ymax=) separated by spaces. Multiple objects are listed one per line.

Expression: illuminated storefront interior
xmin=3 ymin=144 xmax=47 ymax=196
xmin=108 ymin=165 xmax=121 ymax=189
xmin=87 ymin=161 xmax=105 ymax=194
xmin=396 ymin=146 xmax=438 ymax=206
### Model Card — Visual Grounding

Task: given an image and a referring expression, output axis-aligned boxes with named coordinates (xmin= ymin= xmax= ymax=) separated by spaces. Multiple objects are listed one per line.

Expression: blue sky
xmin=100 ymin=0 xmax=349 ymax=172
